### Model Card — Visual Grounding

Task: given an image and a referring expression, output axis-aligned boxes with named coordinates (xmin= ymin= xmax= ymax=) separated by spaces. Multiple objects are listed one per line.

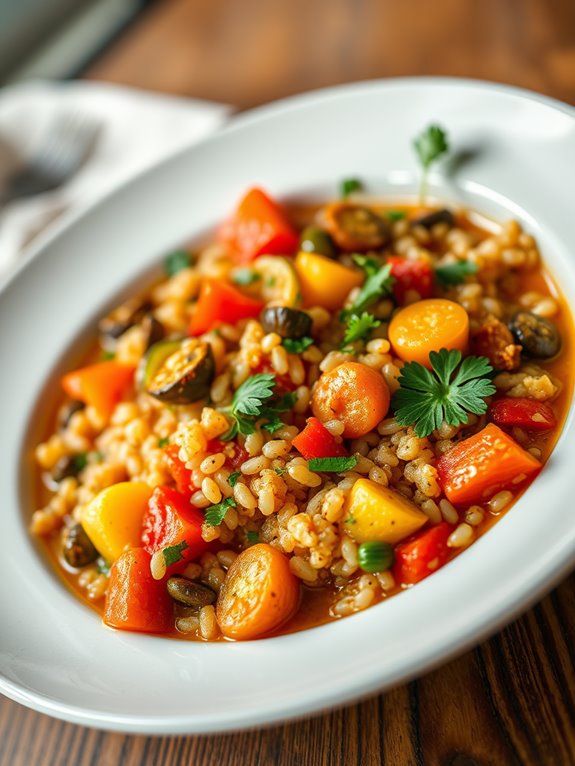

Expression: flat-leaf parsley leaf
xmin=308 ymin=456 xmax=359 ymax=473
xmin=165 ymin=250 xmax=191 ymax=276
xmin=343 ymin=257 xmax=394 ymax=317
xmin=205 ymin=497 xmax=237 ymax=527
xmin=283 ymin=336 xmax=314 ymax=354
xmin=434 ymin=261 xmax=478 ymax=288
xmin=392 ymin=348 xmax=496 ymax=437
xmin=342 ymin=312 xmax=381 ymax=347
xmin=162 ymin=540 xmax=189 ymax=566
xmin=413 ymin=124 xmax=449 ymax=202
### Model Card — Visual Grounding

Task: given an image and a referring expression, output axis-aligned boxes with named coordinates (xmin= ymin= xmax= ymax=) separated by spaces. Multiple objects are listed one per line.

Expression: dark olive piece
xmin=260 ymin=307 xmax=313 ymax=339
xmin=412 ymin=208 xmax=456 ymax=230
xmin=99 ymin=298 xmax=152 ymax=340
xmin=167 ymin=577 xmax=217 ymax=607
xmin=51 ymin=454 xmax=85 ymax=483
xmin=58 ymin=400 xmax=85 ymax=430
xmin=299 ymin=226 xmax=337 ymax=258
xmin=62 ymin=523 xmax=99 ymax=568
xmin=141 ymin=314 xmax=165 ymax=351
xmin=323 ymin=202 xmax=390 ymax=252
xmin=145 ymin=338 xmax=215 ymax=403
xmin=509 ymin=311 xmax=561 ymax=359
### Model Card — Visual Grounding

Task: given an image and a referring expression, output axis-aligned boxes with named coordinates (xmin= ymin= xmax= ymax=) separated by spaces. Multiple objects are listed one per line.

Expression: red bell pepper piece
xmin=219 ymin=187 xmax=299 ymax=263
xmin=141 ymin=486 xmax=208 ymax=564
xmin=387 ymin=256 xmax=434 ymax=305
xmin=103 ymin=547 xmax=173 ymax=633
xmin=436 ymin=423 xmax=541 ymax=506
xmin=163 ymin=444 xmax=196 ymax=497
xmin=188 ymin=278 xmax=263 ymax=336
xmin=61 ymin=361 xmax=134 ymax=420
xmin=393 ymin=522 xmax=453 ymax=585
xmin=292 ymin=417 xmax=348 ymax=459
xmin=490 ymin=397 xmax=557 ymax=431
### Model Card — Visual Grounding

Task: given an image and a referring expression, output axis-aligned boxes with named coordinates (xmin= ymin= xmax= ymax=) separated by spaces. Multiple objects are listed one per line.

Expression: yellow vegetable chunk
xmin=80 ymin=481 xmax=153 ymax=563
xmin=294 ymin=251 xmax=364 ymax=310
xmin=342 ymin=478 xmax=428 ymax=544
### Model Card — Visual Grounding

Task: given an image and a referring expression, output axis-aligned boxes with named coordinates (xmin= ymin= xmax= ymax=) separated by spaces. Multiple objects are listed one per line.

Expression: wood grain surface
xmin=3 ymin=0 xmax=575 ymax=764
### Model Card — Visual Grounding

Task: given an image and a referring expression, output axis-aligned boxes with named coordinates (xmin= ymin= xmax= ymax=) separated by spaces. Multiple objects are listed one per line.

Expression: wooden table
xmin=3 ymin=1 xmax=575 ymax=763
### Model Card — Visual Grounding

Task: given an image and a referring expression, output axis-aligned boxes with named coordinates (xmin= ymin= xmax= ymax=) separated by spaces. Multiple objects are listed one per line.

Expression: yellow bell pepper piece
xmin=294 ymin=251 xmax=364 ymax=310
xmin=343 ymin=478 xmax=428 ymax=544
xmin=80 ymin=481 xmax=153 ymax=563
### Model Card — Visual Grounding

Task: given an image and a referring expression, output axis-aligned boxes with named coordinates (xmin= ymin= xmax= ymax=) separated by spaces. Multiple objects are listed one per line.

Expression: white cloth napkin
xmin=0 ymin=80 xmax=231 ymax=276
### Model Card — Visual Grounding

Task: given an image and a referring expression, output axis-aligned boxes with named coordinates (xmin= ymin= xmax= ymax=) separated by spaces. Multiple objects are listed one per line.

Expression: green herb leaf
xmin=392 ymin=348 xmax=496 ymax=437
xmin=204 ymin=497 xmax=237 ymax=527
xmin=232 ymin=268 xmax=261 ymax=286
xmin=308 ymin=456 xmax=359 ymax=473
xmin=165 ymin=250 xmax=191 ymax=276
xmin=413 ymin=124 xmax=449 ymax=203
xmin=235 ymin=373 xmax=276 ymax=416
xmin=221 ymin=376 xmax=295 ymax=440
xmin=343 ymin=258 xmax=394 ymax=317
xmin=341 ymin=178 xmax=363 ymax=197
xmin=72 ymin=453 xmax=88 ymax=472
xmin=342 ymin=312 xmax=381 ymax=347
xmin=385 ymin=210 xmax=407 ymax=222
xmin=96 ymin=558 xmax=111 ymax=576
xmin=228 ymin=471 xmax=241 ymax=487
xmin=434 ymin=261 xmax=478 ymax=288
xmin=246 ymin=530 xmax=259 ymax=544
xmin=162 ymin=540 xmax=189 ymax=566
xmin=92 ymin=451 xmax=104 ymax=462
xmin=100 ymin=350 xmax=116 ymax=361
xmin=283 ymin=336 xmax=314 ymax=354
xmin=158 ymin=437 xmax=170 ymax=448
xmin=274 ymin=466 xmax=287 ymax=476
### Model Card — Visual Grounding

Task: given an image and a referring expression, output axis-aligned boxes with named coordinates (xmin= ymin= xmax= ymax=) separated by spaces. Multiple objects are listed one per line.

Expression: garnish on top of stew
xmin=31 ymin=129 xmax=573 ymax=641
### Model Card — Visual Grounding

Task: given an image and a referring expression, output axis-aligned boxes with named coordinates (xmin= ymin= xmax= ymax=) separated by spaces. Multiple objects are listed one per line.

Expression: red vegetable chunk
xmin=141 ymin=486 xmax=208 ymax=564
xmin=436 ymin=423 xmax=541 ymax=506
xmin=188 ymin=278 xmax=263 ymax=336
xmin=164 ymin=444 xmax=195 ymax=497
xmin=490 ymin=397 xmax=557 ymax=431
xmin=219 ymin=187 xmax=299 ymax=263
xmin=292 ymin=417 xmax=348 ymax=459
xmin=393 ymin=522 xmax=453 ymax=585
xmin=387 ymin=256 xmax=434 ymax=304
xmin=104 ymin=547 xmax=173 ymax=633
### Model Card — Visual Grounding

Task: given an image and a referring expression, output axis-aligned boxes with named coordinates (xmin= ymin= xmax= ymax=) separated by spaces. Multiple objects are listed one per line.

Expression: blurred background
xmin=1 ymin=0 xmax=574 ymax=108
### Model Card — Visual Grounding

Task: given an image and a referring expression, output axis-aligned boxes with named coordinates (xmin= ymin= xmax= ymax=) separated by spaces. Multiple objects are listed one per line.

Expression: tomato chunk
xmin=490 ymin=397 xmax=557 ymax=431
xmin=393 ymin=522 xmax=453 ymax=585
xmin=141 ymin=486 xmax=208 ymax=565
xmin=292 ymin=417 xmax=348 ymax=459
xmin=163 ymin=444 xmax=195 ymax=497
xmin=436 ymin=423 xmax=541 ymax=506
xmin=104 ymin=547 xmax=173 ymax=633
xmin=387 ymin=256 xmax=434 ymax=305
xmin=188 ymin=278 xmax=263 ymax=336
xmin=219 ymin=187 xmax=299 ymax=263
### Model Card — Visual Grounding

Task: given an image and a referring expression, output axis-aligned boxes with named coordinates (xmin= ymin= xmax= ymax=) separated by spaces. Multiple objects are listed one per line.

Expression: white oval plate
xmin=1 ymin=78 xmax=574 ymax=735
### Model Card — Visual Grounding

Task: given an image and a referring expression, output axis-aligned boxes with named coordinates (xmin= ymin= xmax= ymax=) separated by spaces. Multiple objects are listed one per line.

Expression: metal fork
xmin=1 ymin=112 xmax=100 ymax=207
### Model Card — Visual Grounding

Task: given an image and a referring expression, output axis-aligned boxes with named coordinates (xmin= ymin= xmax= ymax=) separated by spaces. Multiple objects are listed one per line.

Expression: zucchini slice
xmin=141 ymin=339 xmax=215 ymax=403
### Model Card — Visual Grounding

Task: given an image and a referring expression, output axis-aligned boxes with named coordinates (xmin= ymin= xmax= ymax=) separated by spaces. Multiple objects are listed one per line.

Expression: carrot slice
xmin=436 ymin=423 xmax=541 ymax=506
xmin=61 ymin=361 xmax=134 ymax=420
xmin=388 ymin=298 xmax=469 ymax=368
xmin=216 ymin=544 xmax=300 ymax=640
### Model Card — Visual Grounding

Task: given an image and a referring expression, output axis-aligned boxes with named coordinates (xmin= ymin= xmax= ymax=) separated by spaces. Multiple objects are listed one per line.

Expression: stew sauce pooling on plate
xmin=32 ymin=188 xmax=573 ymax=641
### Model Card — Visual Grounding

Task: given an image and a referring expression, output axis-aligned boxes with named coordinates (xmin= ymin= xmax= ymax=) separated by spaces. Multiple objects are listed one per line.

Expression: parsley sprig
xmin=341 ymin=312 xmax=381 ymax=348
xmin=205 ymin=497 xmax=237 ymax=526
xmin=413 ymin=124 xmax=449 ymax=202
xmin=283 ymin=336 xmax=314 ymax=354
xmin=308 ymin=456 xmax=358 ymax=473
xmin=434 ymin=261 xmax=478 ymax=288
xmin=162 ymin=540 xmax=189 ymax=566
xmin=342 ymin=256 xmax=394 ymax=318
xmin=220 ymin=373 xmax=296 ymax=440
xmin=392 ymin=348 xmax=496 ymax=437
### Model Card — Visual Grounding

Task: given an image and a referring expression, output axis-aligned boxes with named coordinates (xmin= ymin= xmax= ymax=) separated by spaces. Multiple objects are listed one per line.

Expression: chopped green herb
xmin=413 ymin=124 xmax=449 ymax=202
xmin=266 ymin=276 xmax=277 ymax=288
xmin=274 ymin=466 xmax=287 ymax=476
xmin=92 ymin=451 xmax=104 ymax=462
xmin=342 ymin=257 xmax=394 ymax=317
xmin=385 ymin=210 xmax=407 ymax=222
xmin=232 ymin=269 xmax=261 ymax=286
xmin=72 ymin=453 xmax=88 ymax=472
xmin=434 ymin=261 xmax=479 ymax=288
xmin=342 ymin=312 xmax=381 ymax=347
xmin=162 ymin=540 xmax=189 ymax=566
xmin=96 ymin=558 xmax=111 ymax=576
xmin=228 ymin=471 xmax=241 ymax=488
xmin=283 ymin=336 xmax=314 ymax=354
xmin=246 ymin=531 xmax=259 ymax=544
xmin=308 ymin=456 xmax=359 ymax=473
xmin=158 ymin=437 xmax=170 ymax=448
xmin=392 ymin=348 xmax=496 ymax=438
xmin=220 ymin=374 xmax=295 ymax=440
xmin=205 ymin=497 xmax=237 ymax=527
xmin=100 ymin=350 xmax=116 ymax=361
xmin=345 ymin=516 xmax=356 ymax=525
xmin=341 ymin=178 xmax=363 ymax=197
xmin=165 ymin=250 xmax=191 ymax=276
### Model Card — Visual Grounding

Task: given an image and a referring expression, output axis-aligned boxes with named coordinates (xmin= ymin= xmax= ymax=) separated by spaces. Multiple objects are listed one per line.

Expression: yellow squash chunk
xmin=294 ymin=251 xmax=364 ymax=310
xmin=343 ymin=478 xmax=428 ymax=544
xmin=80 ymin=481 xmax=153 ymax=563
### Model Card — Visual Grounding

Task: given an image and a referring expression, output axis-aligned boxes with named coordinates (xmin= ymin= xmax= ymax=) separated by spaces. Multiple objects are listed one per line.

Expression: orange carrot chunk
xmin=216 ymin=544 xmax=300 ymax=640
xmin=388 ymin=298 xmax=469 ymax=368
xmin=436 ymin=423 xmax=541 ymax=506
